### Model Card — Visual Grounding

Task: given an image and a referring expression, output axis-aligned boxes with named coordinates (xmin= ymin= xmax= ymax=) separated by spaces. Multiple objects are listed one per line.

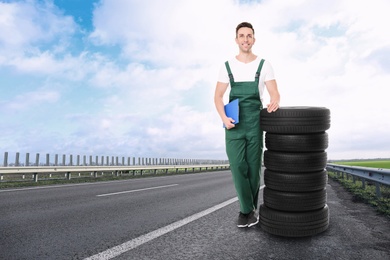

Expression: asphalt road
xmin=1 ymin=170 xmax=236 ymax=259
xmin=1 ymin=170 xmax=390 ymax=260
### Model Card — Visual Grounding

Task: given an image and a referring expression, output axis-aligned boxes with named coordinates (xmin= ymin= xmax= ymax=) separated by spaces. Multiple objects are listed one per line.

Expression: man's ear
xmin=235 ymin=37 xmax=238 ymax=44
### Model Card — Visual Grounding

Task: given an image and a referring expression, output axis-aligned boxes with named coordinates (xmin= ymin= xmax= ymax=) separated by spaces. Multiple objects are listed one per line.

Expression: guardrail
xmin=326 ymin=163 xmax=390 ymax=198
xmin=0 ymin=164 xmax=230 ymax=183
xmin=1 ymin=152 xmax=229 ymax=167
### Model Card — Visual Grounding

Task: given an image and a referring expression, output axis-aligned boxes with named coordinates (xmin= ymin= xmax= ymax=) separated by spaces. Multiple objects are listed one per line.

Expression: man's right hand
xmin=224 ymin=117 xmax=236 ymax=129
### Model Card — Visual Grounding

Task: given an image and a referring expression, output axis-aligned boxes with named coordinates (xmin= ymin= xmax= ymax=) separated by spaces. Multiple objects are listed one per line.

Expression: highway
xmin=1 ymin=170 xmax=390 ymax=260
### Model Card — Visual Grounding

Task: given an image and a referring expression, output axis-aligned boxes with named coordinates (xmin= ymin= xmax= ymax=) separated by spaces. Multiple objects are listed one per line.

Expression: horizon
xmin=1 ymin=150 xmax=389 ymax=167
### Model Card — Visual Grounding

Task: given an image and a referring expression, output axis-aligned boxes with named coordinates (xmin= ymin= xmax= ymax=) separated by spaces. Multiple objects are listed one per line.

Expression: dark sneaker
xmin=237 ymin=212 xmax=248 ymax=228
xmin=247 ymin=210 xmax=259 ymax=227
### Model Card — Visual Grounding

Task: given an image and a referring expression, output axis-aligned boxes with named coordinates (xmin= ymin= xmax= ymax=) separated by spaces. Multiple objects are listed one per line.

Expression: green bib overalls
xmin=225 ymin=59 xmax=264 ymax=214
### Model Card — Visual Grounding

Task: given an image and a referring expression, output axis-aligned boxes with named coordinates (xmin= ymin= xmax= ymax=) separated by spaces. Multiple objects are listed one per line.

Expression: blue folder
xmin=223 ymin=98 xmax=239 ymax=128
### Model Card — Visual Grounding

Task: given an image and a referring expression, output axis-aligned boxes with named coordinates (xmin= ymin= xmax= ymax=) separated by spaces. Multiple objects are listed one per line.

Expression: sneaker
xmin=247 ymin=210 xmax=259 ymax=227
xmin=237 ymin=212 xmax=248 ymax=228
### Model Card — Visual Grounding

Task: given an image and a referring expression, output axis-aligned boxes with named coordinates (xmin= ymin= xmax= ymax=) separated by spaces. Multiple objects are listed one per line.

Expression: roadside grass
xmin=333 ymin=160 xmax=390 ymax=169
xmin=328 ymin=171 xmax=390 ymax=219
xmin=0 ymin=168 xmax=219 ymax=189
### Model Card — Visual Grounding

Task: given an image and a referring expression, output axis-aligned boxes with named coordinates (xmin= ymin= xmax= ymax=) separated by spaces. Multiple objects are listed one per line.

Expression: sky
xmin=1 ymin=0 xmax=390 ymax=164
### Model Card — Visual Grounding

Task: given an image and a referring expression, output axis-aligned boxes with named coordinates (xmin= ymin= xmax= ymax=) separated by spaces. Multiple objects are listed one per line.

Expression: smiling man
xmin=214 ymin=22 xmax=280 ymax=228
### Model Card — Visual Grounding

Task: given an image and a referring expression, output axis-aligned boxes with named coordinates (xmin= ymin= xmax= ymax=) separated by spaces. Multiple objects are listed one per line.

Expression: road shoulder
xmin=115 ymin=178 xmax=390 ymax=260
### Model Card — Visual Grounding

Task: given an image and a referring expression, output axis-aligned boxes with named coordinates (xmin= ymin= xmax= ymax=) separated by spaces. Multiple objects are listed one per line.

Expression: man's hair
xmin=236 ymin=22 xmax=254 ymax=37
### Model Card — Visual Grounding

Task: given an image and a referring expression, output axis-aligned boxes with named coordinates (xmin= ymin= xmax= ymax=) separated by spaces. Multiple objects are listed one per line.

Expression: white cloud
xmin=0 ymin=88 xmax=60 ymax=112
xmin=90 ymin=0 xmax=247 ymax=67
xmin=0 ymin=0 xmax=91 ymax=80
xmin=0 ymin=0 xmax=76 ymax=49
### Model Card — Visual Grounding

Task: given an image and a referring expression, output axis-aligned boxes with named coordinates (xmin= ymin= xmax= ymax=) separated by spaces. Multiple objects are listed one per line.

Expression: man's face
xmin=235 ymin=27 xmax=255 ymax=53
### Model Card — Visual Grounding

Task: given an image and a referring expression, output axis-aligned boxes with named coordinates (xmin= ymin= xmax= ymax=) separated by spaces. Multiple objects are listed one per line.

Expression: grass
xmin=333 ymin=160 xmax=390 ymax=169
xmin=328 ymin=170 xmax=390 ymax=219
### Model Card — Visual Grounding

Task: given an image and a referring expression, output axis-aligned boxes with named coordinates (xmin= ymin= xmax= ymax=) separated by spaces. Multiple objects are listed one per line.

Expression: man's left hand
xmin=267 ymin=101 xmax=279 ymax=113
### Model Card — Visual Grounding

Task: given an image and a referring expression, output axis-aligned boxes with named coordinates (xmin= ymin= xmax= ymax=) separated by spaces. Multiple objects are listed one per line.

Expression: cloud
xmin=366 ymin=47 xmax=390 ymax=73
xmin=0 ymin=0 xmax=92 ymax=80
xmin=0 ymin=88 xmax=60 ymax=112
xmin=0 ymin=0 xmax=76 ymax=49
xmin=90 ymin=0 xmax=250 ymax=67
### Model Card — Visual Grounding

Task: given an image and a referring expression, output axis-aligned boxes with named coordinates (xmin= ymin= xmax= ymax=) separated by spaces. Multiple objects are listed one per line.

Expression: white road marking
xmin=96 ymin=184 xmax=179 ymax=197
xmin=84 ymin=185 xmax=266 ymax=260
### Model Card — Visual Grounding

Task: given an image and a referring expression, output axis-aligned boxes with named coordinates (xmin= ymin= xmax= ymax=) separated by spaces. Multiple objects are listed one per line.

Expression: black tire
xmin=265 ymin=132 xmax=328 ymax=152
xmin=259 ymin=204 xmax=329 ymax=237
xmin=264 ymin=151 xmax=327 ymax=173
xmin=260 ymin=107 xmax=330 ymax=134
xmin=264 ymin=169 xmax=328 ymax=192
xmin=263 ymin=187 xmax=327 ymax=212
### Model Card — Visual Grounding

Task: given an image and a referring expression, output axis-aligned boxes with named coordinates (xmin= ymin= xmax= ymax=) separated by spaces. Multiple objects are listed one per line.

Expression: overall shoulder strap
xmin=255 ymin=59 xmax=265 ymax=80
xmin=225 ymin=61 xmax=234 ymax=84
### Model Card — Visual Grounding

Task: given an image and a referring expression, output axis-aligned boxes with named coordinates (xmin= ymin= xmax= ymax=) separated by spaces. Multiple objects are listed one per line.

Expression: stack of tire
xmin=259 ymin=107 xmax=330 ymax=237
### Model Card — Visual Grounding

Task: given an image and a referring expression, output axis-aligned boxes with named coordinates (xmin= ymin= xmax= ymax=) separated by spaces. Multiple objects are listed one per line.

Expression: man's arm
xmin=265 ymin=79 xmax=280 ymax=113
xmin=214 ymin=81 xmax=236 ymax=129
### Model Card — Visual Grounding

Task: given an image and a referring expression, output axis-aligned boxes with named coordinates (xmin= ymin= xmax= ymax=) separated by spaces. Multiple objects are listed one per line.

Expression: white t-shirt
xmin=217 ymin=57 xmax=275 ymax=103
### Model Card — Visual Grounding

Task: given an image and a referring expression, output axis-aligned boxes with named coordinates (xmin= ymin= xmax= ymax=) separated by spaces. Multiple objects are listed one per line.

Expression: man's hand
xmin=267 ymin=101 xmax=279 ymax=113
xmin=223 ymin=117 xmax=236 ymax=129
xmin=265 ymin=79 xmax=280 ymax=113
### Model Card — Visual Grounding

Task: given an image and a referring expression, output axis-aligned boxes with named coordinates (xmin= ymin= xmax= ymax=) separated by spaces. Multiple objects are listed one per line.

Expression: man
xmin=214 ymin=22 xmax=280 ymax=228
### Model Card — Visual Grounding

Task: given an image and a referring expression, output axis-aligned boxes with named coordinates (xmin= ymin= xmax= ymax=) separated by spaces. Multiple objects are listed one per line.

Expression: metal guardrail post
xmin=3 ymin=152 xmax=8 ymax=167
xmin=26 ymin=153 xmax=30 ymax=167
xmin=15 ymin=152 xmax=20 ymax=166
xmin=375 ymin=183 xmax=381 ymax=198
xmin=35 ymin=153 xmax=40 ymax=166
